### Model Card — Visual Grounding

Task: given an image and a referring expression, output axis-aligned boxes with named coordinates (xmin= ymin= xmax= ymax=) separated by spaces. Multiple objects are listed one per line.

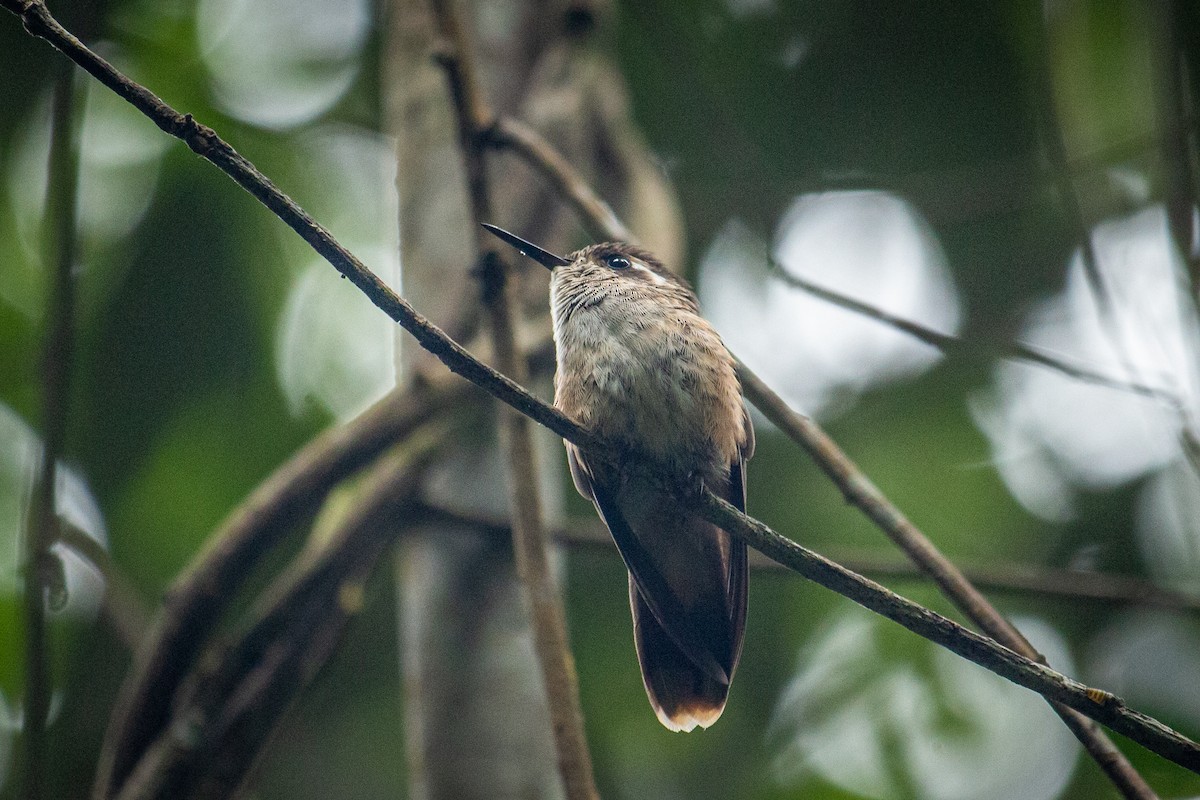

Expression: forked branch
xmin=5 ymin=0 xmax=1195 ymax=785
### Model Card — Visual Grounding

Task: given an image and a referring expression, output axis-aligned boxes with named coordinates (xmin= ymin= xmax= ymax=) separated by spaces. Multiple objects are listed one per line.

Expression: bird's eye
xmin=604 ymin=255 xmax=631 ymax=270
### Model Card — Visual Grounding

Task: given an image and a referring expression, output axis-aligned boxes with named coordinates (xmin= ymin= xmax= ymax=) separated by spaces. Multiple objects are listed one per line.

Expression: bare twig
xmin=6 ymin=1 xmax=1195 ymax=777
xmin=430 ymin=2 xmax=599 ymax=798
xmin=95 ymin=375 xmax=468 ymax=798
xmin=22 ymin=56 xmax=81 ymax=800
xmin=807 ymin=553 xmax=1200 ymax=611
xmin=770 ymin=264 xmax=1179 ymax=405
xmin=694 ymin=488 xmax=1200 ymax=774
xmin=1039 ymin=7 xmax=1200 ymax=601
xmin=415 ymin=503 xmax=1200 ymax=610
xmin=1154 ymin=3 xmax=1200 ymax=476
xmin=1152 ymin=0 xmax=1200 ymax=474
xmin=484 ymin=116 xmax=632 ymax=243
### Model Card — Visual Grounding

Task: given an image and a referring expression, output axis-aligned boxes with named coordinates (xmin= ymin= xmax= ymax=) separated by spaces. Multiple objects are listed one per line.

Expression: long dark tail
xmin=566 ymin=443 xmax=751 ymax=731
xmin=638 ymin=578 xmax=729 ymax=734
xmin=630 ymin=575 xmax=735 ymax=732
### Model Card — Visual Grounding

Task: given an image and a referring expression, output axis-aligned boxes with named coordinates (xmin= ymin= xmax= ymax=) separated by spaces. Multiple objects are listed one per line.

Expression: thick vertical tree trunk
xmin=382 ymin=2 xmax=683 ymax=797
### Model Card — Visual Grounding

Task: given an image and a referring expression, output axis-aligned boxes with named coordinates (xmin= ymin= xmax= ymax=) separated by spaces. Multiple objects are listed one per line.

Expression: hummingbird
xmin=483 ymin=223 xmax=753 ymax=732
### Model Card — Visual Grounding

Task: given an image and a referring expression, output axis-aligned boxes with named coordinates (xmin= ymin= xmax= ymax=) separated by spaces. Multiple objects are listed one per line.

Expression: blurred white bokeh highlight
xmin=971 ymin=206 xmax=1200 ymax=522
xmin=770 ymin=612 xmax=1078 ymax=800
xmin=75 ymin=77 xmax=173 ymax=249
xmin=196 ymin=0 xmax=368 ymax=129
xmin=5 ymin=77 xmax=169 ymax=321
xmin=275 ymin=128 xmax=399 ymax=421
xmin=699 ymin=191 xmax=960 ymax=418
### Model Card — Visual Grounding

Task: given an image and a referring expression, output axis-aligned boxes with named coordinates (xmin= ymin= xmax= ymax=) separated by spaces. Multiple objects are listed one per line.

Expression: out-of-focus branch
xmin=1039 ymin=9 xmax=1200 ymax=551
xmin=484 ymin=116 xmax=631 ymax=243
xmin=110 ymin=438 xmax=440 ymax=800
xmin=22 ymin=55 xmax=81 ymax=800
xmin=771 ymin=264 xmax=1179 ymax=405
xmin=801 ymin=553 xmax=1200 ymax=611
xmin=1035 ymin=13 xmax=1184 ymax=494
xmin=415 ymin=503 xmax=1200 ymax=610
xmin=429 ymin=2 xmax=599 ymax=798
xmin=1155 ymin=3 xmax=1200 ymax=474
xmin=6 ymin=2 xmax=1194 ymax=779
xmin=95 ymin=375 xmax=469 ymax=799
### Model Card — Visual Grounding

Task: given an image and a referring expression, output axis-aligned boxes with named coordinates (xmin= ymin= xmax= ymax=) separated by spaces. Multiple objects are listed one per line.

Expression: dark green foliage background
xmin=1 ymin=1 xmax=1197 ymax=798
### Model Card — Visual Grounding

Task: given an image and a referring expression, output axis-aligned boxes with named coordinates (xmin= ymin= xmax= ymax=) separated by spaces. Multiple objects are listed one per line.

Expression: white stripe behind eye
xmin=631 ymin=261 xmax=669 ymax=286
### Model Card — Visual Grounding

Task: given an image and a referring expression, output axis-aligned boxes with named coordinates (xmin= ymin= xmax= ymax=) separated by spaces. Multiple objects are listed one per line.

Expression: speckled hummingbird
xmin=483 ymin=223 xmax=753 ymax=732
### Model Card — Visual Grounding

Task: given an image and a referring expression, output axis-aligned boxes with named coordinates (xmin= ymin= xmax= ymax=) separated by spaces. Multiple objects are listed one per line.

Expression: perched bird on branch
xmin=484 ymin=223 xmax=753 ymax=732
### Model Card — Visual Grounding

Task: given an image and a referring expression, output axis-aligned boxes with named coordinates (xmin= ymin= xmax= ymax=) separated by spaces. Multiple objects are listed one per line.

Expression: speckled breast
xmin=551 ymin=293 xmax=743 ymax=473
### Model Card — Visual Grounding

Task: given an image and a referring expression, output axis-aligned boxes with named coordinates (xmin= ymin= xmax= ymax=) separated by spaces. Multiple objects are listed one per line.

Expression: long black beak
xmin=482 ymin=223 xmax=570 ymax=270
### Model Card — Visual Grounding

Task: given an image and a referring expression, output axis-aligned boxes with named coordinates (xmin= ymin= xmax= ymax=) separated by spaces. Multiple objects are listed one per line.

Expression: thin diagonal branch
xmin=1035 ymin=15 xmax=1177 ymax=463
xmin=429 ymin=2 xmax=599 ymax=798
xmin=1037 ymin=9 xmax=1200 ymax=550
xmin=1154 ymin=2 xmax=1200 ymax=474
xmin=1037 ymin=22 xmax=1140 ymax=347
xmin=771 ymin=264 xmax=1179 ymax=405
xmin=483 ymin=116 xmax=632 ymax=243
xmin=6 ymin=1 xmax=1195 ymax=778
xmin=1157 ymin=1 xmax=1200 ymax=290
xmin=694 ymin=488 xmax=1200 ymax=774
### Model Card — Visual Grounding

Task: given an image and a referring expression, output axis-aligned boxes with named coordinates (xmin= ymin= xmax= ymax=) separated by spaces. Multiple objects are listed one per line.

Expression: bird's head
xmin=482 ymin=223 xmax=687 ymax=297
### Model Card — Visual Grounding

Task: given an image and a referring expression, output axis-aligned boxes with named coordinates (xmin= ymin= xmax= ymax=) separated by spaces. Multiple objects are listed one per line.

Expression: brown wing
xmin=567 ymin=439 xmax=751 ymax=730
xmin=567 ymin=444 xmax=729 ymax=684
xmin=725 ymin=442 xmax=749 ymax=680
